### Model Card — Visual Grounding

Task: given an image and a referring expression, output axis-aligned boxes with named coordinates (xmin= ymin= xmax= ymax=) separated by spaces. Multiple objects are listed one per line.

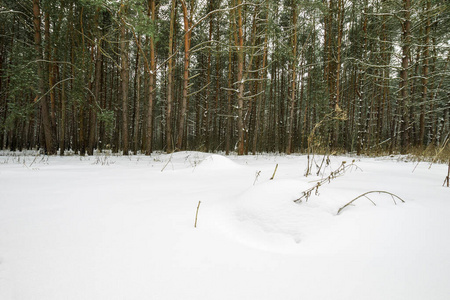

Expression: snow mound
xmin=235 ymin=179 xmax=317 ymax=244
xmin=196 ymin=154 xmax=241 ymax=170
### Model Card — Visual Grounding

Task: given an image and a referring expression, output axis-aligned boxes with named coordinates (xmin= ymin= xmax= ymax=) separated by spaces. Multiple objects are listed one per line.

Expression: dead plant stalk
xmin=294 ymin=160 xmax=360 ymax=203
xmin=194 ymin=201 xmax=201 ymax=228
xmin=444 ymin=160 xmax=450 ymax=187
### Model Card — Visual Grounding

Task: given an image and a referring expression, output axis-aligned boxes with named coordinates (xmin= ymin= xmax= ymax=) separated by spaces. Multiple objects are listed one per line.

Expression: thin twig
xmin=28 ymin=153 xmax=39 ymax=168
xmin=161 ymin=152 xmax=173 ymax=172
xmin=364 ymin=195 xmax=377 ymax=206
xmin=253 ymin=171 xmax=261 ymax=185
xmin=390 ymin=194 xmax=397 ymax=205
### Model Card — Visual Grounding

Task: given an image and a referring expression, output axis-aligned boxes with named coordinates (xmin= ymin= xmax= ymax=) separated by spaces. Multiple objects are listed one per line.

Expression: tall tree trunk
xmin=225 ymin=1 xmax=235 ymax=155
xmin=419 ymin=0 xmax=430 ymax=147
xmin=60 ymin=62 xmax=66 ymax=155
xmin=146 ymin=0 xmax=157 ymax=155
xmin=213 ymin=13 xmax=221 ymax=151
xmin=88 ymin=14 xmax=102 ymax=155
xmin=236 ymin=0 xmax=245 ymax=155
xmin=399 ymin=0 xmax=411 ymax=153
xmin=176 ymin=0 xmax=191 ymax=151
xmin=120 ymin=3 xmax=129 ymax=155
xmin=45 ymin=11 xmax=56 ymax=132
xmin=253 ymin=9 xmax=268 ymax=154
xmin=133 ymin=37 xmax=141 ymax=155
xmin=166 ymin=0 xmax=176 ymax=153
xmin=331 ymin=0 xmax=344 ymax=149
xmin=356 ymin=0 xmax=368 ymax=155
xmin=33 ymin=0 xmax=55 ymax=154
xmin=335 ymin=0 xmax=343 ymax=111
xmin=79 ymin=6 xmax=87 ymax=155
xmin=202 ymin=0 xmax=213 ymax=151
xmin=286 ymin=2 xmax=298 ymax=154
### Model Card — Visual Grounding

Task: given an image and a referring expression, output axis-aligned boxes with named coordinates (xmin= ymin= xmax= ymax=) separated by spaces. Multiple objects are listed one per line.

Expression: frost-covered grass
xmin=0 ymin=152 xmax=449 ymax=300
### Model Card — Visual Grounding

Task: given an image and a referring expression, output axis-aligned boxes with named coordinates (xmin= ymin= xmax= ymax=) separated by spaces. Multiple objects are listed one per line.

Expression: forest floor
xmin=0 ymin=151 xmax=449 ymax=300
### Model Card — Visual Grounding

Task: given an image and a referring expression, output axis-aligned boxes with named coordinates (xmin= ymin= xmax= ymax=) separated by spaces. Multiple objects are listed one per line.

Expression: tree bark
xmin=399 ymin=0 xmax=411 ymax=153
xmin=133 ymin=36 xmax=141 ymax=155
xmin=120 ymin=3 xmax=129 ymax=155
xmin=88 ymin=12 xmax=102 ymax=155
xmin=146 ymin=0 xmax=157 ymax=155
xmin=166 ymin=0 xmax=176 ymax=153
xmin=419 ymin=0 xmax=430 ymax=147
xmin=286 ymin=2 xmax=298 ymax=154
xmin=236 ymin=0 xmax=245 ymax=155
xmin=33 ymin=0 xmax=56 ymax=154
xmin=176 ymin=0 xmax=191 ymax=151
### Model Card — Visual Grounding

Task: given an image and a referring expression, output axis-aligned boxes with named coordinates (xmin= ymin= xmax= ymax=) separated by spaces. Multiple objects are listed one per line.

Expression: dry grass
xmin=407 ymin=142 xmax=450 ymax=164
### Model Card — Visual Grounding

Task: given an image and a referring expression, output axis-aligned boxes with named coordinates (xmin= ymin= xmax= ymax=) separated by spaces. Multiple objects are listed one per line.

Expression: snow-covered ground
xmin=0 ymin=151 xmax=449 ymax=300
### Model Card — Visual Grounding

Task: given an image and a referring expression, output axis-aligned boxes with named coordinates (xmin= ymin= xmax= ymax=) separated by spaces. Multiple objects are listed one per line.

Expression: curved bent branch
xmin=337 ymin=191 xmax=405 ymax=215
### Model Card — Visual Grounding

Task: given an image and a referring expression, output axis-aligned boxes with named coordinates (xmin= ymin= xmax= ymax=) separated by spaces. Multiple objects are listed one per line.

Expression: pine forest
xmin=1 ymin=0 xmax=449 ymax=156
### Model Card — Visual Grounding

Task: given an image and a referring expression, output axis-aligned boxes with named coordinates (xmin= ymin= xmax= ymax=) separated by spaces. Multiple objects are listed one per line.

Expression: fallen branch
xmin=294 ymin=160 xmax=361 ymax=203
xmin=337 ymin=191 xmax=405 ymax=215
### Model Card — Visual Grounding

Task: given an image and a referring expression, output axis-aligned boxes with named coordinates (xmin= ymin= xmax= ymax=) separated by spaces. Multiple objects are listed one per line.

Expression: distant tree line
xmin=0 ymin=0 xmax=449 ymax=155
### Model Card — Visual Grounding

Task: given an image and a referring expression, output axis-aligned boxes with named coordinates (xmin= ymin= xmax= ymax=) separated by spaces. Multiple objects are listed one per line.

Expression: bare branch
xmin=337 ymin=191 xmax=405 ymax=215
